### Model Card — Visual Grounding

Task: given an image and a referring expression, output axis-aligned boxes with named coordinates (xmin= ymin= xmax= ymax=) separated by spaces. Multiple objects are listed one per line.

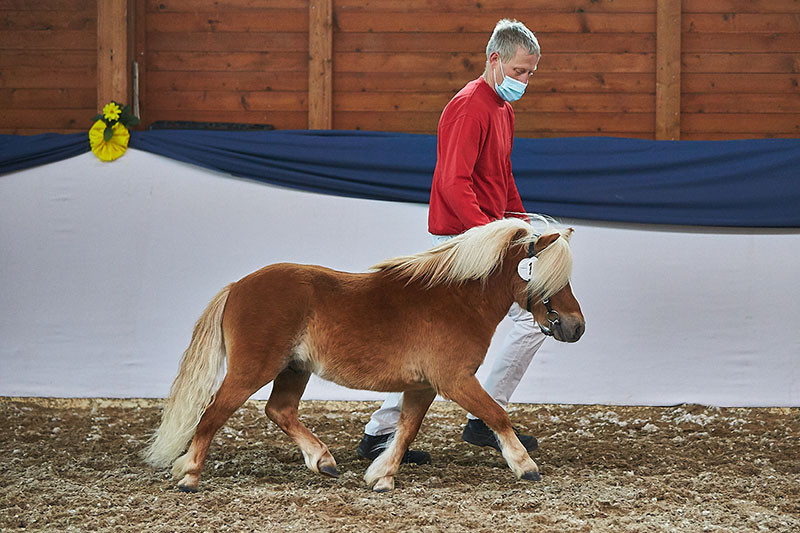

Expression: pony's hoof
xmin=521 ymin=471 xmax=542 ymax=482
xmin=178 ymin=484 xmax=199 ymax=493
xmin=319 ymin=465 xmax=340 ymax=478
xmin=371 ymin=476 xmax=394 ymax=492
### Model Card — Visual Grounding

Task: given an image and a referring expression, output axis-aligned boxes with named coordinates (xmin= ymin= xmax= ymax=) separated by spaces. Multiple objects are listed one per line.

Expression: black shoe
xmin=462 ymin=418 xmax=538 ymax=453
xmin=356 ymin=433 xmax=431 ymax=464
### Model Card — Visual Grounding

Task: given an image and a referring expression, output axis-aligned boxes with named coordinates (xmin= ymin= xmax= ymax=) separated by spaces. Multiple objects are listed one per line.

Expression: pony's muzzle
xmin=557 ymin=315 xmax=585 ymax=343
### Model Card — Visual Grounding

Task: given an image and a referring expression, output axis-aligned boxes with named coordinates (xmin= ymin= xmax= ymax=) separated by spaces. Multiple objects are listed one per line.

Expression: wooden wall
xmin=681 ymin=0 xmax=800 ymax=139
xmin=0 ymin=0 xmax=97 ymax=134
xmin=1 ymin=0 xmax=798 ymax=139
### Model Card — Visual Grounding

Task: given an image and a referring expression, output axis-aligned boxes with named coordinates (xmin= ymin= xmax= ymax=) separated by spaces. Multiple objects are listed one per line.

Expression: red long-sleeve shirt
xmin=428 ymin=77 xmax=526 ymax=235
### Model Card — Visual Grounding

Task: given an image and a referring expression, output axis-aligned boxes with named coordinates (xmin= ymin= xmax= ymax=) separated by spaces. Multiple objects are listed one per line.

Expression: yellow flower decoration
xmin=89 ymin=120 xmax=130 ymax=162
xmin=103 ymin=102 xmax=121 ymax=121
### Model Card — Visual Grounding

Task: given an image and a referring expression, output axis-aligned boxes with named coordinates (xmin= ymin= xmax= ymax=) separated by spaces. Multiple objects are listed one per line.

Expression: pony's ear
xmin=564 ymin=228 xmax=574 ymax=241
xmin=534 ymin=232 xmax=560 ymax=255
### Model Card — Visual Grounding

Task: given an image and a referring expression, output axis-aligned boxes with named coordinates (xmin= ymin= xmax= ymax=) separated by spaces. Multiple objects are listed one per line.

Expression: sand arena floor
xmin=1 ymin=398 xmax=798 ymax=532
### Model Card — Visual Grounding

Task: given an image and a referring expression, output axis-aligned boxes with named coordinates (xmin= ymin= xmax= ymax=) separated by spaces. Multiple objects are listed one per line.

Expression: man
xmin=357 ymin=19 xmax=544 ymax=464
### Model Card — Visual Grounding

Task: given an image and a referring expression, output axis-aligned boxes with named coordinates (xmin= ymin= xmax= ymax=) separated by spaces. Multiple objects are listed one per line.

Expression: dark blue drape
xmin=2 ymin=129 xmax=799 ymax=227
xmin=0 ymin=132 xmax=88 ymax=174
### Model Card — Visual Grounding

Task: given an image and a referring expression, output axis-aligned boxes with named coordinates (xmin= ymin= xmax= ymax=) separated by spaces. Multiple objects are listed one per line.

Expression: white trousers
xmin=364 ymin=234 xmax=547 ymax=436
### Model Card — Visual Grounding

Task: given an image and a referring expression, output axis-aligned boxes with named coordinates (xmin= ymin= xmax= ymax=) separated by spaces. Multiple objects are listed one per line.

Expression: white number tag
xmin=517 ymin=257 xmax=535 ymax=281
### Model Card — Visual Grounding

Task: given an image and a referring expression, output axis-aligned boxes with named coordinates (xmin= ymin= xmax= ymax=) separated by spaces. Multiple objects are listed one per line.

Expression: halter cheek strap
xmin=525 ymin=240 xmax=563 ymax=338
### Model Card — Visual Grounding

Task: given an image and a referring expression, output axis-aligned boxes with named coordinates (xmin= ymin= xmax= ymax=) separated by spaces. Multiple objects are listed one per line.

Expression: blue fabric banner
xmin=0 ymin=132 xmax=88 ymax=174
xmin=2 ymin=130 xmax=799 ymax=227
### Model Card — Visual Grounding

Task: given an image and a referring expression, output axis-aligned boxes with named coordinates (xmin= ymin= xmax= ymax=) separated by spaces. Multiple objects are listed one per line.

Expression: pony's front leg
xmin=364 ymin=388 xmax=436 ymax=492
xmin=443 ymin=375 xmax=541 ymax=481
xmin=265 ymin=368 xmax=338 ymax=477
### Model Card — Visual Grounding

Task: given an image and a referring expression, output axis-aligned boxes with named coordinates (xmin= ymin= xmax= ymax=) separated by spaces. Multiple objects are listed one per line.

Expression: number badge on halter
xmin=517 ymin=256 xmax=536 ymax=282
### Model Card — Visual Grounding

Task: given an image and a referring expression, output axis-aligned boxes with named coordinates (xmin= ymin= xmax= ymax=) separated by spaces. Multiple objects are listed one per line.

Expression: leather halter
xmin=525 ymin=241 xmax=563 ymax=338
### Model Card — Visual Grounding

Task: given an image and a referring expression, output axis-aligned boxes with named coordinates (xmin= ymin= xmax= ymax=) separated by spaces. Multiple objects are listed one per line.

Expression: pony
xmin=143 ymin=216 xmax=585 ymax=492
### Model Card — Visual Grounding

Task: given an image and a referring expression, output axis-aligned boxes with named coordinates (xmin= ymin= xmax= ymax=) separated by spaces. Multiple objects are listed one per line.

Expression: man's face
xmin=492 ymin=45 xmax=539 ymax=86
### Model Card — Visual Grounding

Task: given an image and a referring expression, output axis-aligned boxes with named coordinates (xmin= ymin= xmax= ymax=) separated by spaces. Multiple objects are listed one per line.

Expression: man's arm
xmin=436 ymin=114 xmax=492 ymax=228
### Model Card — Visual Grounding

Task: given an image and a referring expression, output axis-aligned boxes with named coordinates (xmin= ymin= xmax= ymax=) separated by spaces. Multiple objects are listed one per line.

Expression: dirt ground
xmin=1 ymin=398 xmax=798 ymax=533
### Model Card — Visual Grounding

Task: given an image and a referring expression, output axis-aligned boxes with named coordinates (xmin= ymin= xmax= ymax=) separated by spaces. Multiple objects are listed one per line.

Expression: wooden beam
xmin=655 ymin=0 xmax=681 ymax=140
xmin=308 ymin=0 xmax=333 ymax=129
xmin=97 ymin=0 xmax=129 ymax=108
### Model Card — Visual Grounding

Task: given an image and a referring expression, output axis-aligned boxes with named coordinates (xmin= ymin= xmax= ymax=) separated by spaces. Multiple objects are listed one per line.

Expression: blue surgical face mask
xmin=493 ymin=58 xmax=527 ymax=102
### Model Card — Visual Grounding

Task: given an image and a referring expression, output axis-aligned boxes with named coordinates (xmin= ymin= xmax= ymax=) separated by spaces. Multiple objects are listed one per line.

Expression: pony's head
xmin=511 ymin=224 xmax=585 ymax=343
xmin=371 ymin=217 xmax=585 ymax=343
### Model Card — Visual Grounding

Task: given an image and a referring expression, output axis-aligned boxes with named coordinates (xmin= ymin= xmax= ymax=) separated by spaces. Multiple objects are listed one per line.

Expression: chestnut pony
xmin=143 ymin=217 xmax=584 ymax=492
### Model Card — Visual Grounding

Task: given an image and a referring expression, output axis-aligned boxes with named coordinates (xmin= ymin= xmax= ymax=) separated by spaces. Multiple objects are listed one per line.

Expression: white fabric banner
xmin=2 ymin=150 xmax=798 ymax=406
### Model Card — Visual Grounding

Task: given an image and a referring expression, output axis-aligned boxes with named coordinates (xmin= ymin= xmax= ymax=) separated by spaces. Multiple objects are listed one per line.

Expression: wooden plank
xmin=147 ymin=90 xmax=307 ymax=111
xmin=0 ymin=87 xmax=95 ymax=108
xmin=682 ymin=113 xmax=800 ymax=133
xmin=0 ymin=0 xmax=93 ymax=9
xmin=334 ymin=52 xmax=656 ymax=73
xmin=0 ymin=30 xmax=95 ymax=50
xmin=0 ymin=10 xmax=96 ymax=30
xmin=683 ymin=32 xmax=800 ymax=53
xmin=0 ymin=66 xmax=97 ymax=88
xmin=334 ymin=92 xmax=656 ymax=113
xmin=308 ymin=0 xmax=332 ymax=129
xmin=682 ymin=73 xmax=800 ymax=94
xmin=146 ymin=0 xmax=309 ymax=11
xmin=334 ymin=13 xmax=656 ymax=33
xmin=683 ymin=1 xmax=800 ymax=14
xmin=334 ymin=111 xmax=655 ymax=133
xmin=147 ymin=32 xmax=308 ymax=52
xmin=147 ymin=51 xmax=308 ymax=71
xmin=516 ymin=131 xmax=655 ymax=139
xmin=334 ymin=72 xmax=655 ymax=93
xmin=147 ymin=71 xmax=308 ymax=91
xmin=333 ymin=0 xmax=656 ymax=12
xmin=681 ymin=132 xmax=800 ymax=140
xmin=682 ymin=93 xmax=800 ymax=113
xmin=146 ymin=11 xmax=308 ymax=32
xmin=656 ymin=0 xmax=681 ymax=140
xmin=683 ymin=14 xmax=800 ymax=33
xmin=140 ymin=109 xmax=307 ymax=129
xmin=682 ymin=53 xmax=800 ymax=73
xmin=0 ymin=108 xmax=96 ymax=129
xmin=334 ymin=32 xmax=656 ymax=53
xmin=1 ymin=50 xmax=94 ymax=67
xmin=97 ymin=0 xmax=129 ymax=106
xmin=515 ymin=112 xmax=654 ymax=133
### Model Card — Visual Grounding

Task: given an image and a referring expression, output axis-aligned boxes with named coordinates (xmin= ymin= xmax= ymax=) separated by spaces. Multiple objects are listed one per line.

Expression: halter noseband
xmin=525 ymin=241 xmax=563 ymax=338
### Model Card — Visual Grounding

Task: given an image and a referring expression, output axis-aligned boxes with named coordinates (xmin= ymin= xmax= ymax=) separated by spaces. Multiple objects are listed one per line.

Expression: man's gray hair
xmin=485 ymin=19 xmax=540 ymax=61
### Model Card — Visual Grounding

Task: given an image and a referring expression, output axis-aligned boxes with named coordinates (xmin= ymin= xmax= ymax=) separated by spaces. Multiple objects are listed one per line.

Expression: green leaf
xmin=103 ymin=124 xmax=113 ymax=141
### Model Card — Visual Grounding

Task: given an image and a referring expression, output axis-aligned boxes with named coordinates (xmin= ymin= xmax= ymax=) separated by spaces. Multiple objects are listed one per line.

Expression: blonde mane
xmin=372 ymin=216 xmax=573 ymax=299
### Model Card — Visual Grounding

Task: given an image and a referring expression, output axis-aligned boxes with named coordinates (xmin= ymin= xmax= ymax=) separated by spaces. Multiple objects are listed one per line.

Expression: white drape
xmin=2 ymin=150 xmax=798 ymax=406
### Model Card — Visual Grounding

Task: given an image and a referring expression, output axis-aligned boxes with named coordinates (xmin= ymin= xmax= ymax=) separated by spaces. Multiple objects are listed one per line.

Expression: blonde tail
xmin=142 ymin=284 xmax=232 ymax=469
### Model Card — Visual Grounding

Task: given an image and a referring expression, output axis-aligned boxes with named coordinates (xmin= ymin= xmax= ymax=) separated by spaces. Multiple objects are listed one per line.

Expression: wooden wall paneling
xmin=97 ymin=0 xmax=129 ymax=107
xmin=0 ymin=2 xmax=97 ymax=133
xmin=308 ymin=0 xmax=332 ymax=129
xmin=656 ymin=0 xmax=681 ymax=140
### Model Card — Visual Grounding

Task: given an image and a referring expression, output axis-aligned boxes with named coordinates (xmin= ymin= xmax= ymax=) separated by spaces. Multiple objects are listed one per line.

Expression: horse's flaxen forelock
xmin=371 ymin=217 xmax=572 ymax=297
xmin=524 ymin=228 xmax=573 ymax=299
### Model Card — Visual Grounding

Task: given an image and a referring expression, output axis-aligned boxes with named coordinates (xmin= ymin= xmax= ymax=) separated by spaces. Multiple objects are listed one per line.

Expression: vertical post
xmin=308 ymin=0 xmax=333 ymax=129
xmin=655 ymin=0 xmax=681 ymax=140
xmin=97 ymin=0 xmax=130 ymax=107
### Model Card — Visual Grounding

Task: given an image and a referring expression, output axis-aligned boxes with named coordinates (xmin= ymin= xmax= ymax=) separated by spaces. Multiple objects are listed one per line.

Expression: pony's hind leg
xmin=173 ymin=351 xmax=287 ymax=492
xmin=443 ymin=375 xmax=541 ymax=481
xmin=265 ymin=367 xmax=338 ymax=477
xmin=172 ymin=373 xmax=259 ymax=492
xmin=364 ymin=387 xmax=436 ymax=492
